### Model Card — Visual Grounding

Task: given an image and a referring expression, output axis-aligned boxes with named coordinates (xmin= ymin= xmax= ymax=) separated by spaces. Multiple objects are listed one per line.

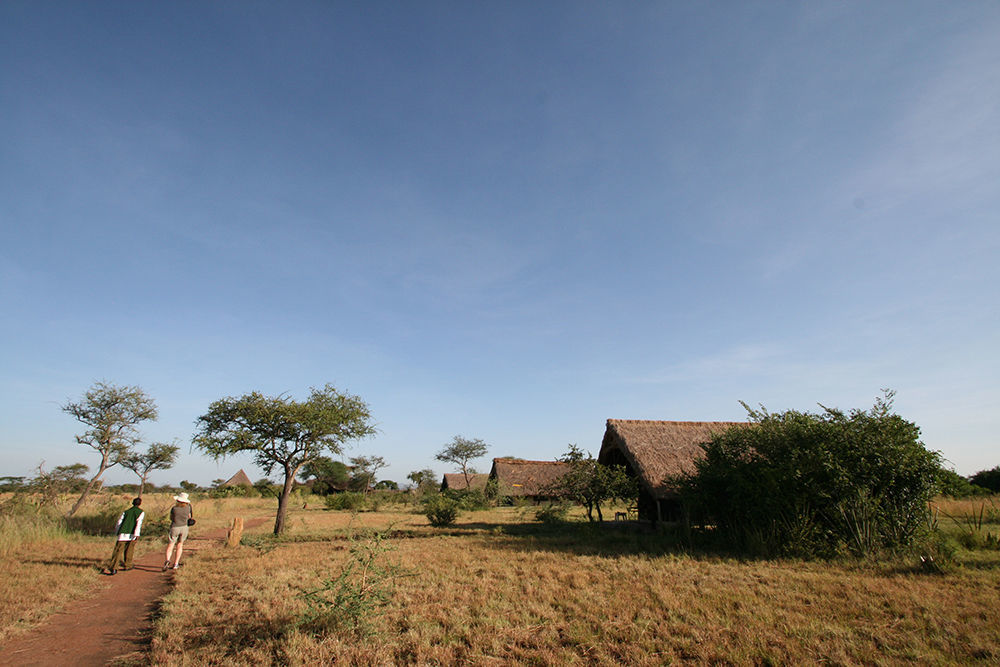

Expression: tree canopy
xmin=969 ymin=466 xmax=1000 ymax=493
xmin=549 ymin=445 xmax=636 ymax=522
xmin=407 ymin=468 xmax=437 ymax=491
xmin=193 ymin=384 xmax=375 ymax=534
xmin=122 ymin=442 xmax=179 ymax=497
xmin=61 ymin=381 xmax=158 ymax=516
xmin=350 ymin=455 xmax=386 ymax=493
xmin=435 ymin=436 xmax=488 ymax=488
xmin=301 ymin=456 xmax=351 ymax=495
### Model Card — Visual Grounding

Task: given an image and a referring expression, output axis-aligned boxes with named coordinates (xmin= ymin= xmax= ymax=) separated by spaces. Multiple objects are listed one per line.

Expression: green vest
xmin=119 ymin=506 xmax=143 ymax=535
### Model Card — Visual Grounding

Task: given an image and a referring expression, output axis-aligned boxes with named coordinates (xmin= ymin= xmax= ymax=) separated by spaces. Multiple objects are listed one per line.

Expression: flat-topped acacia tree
xmin=193 ymin=384 xmax=376 ymax=534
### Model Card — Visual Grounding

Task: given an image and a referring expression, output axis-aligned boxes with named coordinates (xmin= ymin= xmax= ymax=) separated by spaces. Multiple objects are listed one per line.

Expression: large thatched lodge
xmin=440 ymin=472 xmax=489 ymax=492
xmin=598 ymin=419 xmax=743 ymax=522
xmin=489 ymin=457 xmax=572 ymax=500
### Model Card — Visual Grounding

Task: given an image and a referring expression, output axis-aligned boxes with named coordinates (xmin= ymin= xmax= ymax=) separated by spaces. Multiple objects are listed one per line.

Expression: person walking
xmin=163 ymin=492 xmax=193 ymax=571
xmin=103 ymin=497 xmax=144 ymax=575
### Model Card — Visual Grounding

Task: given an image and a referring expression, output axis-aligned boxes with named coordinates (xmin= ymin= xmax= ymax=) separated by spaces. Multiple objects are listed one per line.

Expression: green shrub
xmin=209 ymin=484 xmax=255 ymax=498
xmin=424 ymin=494 xmax=459 ymax=527
xmin=535 ymin=503 xmax=570 ymax=524
xmin=324 ymin=492 xmax=366 ymax=511
xmin=680 ymin=391 xmax=941 ymax=558
xmin=295 ymin=529 xmax=406 ymax=637
xmin=936 ymin=467 xmax=988 ymax=498
xmin=969 ymin=466 xmax=1000 ymax=493
xmin=443 ymin=488 xmax=490 ymax=511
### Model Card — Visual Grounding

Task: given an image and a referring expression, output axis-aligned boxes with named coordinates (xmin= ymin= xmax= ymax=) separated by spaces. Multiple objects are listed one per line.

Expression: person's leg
xmin=165 ymin=528 xmax=179 ymax=569
xmin=122 ymin=538 xmax=137 ymax=569
xmin=172 ymin=526 xmax=189 ymax=568
xmin=106 ymin=540 xmax=126 ymax=573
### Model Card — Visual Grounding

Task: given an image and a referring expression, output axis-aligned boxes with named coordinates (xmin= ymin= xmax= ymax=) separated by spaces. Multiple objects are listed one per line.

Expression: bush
xmin=680 ymin=391 xmax=941 ymax=558
xmin=324 ymin=492 xmax=366 ymax=511
xmin=295 ymin=529 xmax=406 ymax=637
xmin=443 ymin=488 xmax=490 ymax=511
xmin=535 ymin=503 xmax=570 ymax=524
xmin=209 ymin=484 xmax=255 ymax=499
xmin=936 ymin=467 xmax=987 ymax=498
xmin=969 ymin=466 xmax=1000 ymax=493
xmin=423 ymin=494 xmax=459 ymax=527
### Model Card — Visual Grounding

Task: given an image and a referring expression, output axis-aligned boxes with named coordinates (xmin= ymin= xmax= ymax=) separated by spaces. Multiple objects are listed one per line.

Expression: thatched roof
xmin=599 ymin=420 xmax=744 ymax=499
xmin=489 ymin=458 xmax=572 ymax=497
xmin=440 ymin=473 xmax=489 ymax=491
xmin=223 ymin=469 xmax=253 ymax=487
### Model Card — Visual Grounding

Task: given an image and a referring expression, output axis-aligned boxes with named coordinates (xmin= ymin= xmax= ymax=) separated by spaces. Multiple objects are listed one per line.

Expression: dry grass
xmin=0 ymin=490 xmax=275 ymax=643
xmin=0 ymin=492 xmax=164 ymax=643
xmin=149 ymin=502 xmax=1000 ymax=666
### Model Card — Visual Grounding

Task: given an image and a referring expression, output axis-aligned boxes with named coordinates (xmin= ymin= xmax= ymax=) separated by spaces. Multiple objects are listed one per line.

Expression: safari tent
xmin=488 ymin=458 xmax=572 ymax=500
xmin=440 ymin=473 xmax=489 ymax=492
xmin=222 ymin=469 xmax=253 ymax=487
xmin=598 ymin=419 xmax=743 ymax=522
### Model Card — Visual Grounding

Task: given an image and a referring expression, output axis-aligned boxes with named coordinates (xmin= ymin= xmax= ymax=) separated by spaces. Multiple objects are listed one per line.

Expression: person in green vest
xmin=103 ymin=497 xmax=145 ymax=575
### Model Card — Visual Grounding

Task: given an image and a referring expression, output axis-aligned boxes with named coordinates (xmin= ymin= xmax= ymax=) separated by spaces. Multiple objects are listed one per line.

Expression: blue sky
xmin=2 ymin=2 xmax=997 ymax=487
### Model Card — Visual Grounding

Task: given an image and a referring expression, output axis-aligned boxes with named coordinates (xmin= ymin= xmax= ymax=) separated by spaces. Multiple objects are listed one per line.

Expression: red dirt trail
xmin=0 ymin=518 xmax=269 ymax=667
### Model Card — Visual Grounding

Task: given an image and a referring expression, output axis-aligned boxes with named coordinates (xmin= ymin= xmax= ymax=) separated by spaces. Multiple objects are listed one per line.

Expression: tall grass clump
xmin=938 ymin=498 xmax=1000 ymax=550
xmin=680 ymin=391 xmax=941 ymax=558
xmin=0 ymin=495 xmax=74 ymax=557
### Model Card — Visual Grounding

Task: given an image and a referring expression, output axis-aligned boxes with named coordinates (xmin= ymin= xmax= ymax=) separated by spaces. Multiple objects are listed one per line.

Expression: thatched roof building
xmin=440 ymin=473 xmax=489 ymax=492
xmin=598 ymin=420 xmax=744 ymax=521
xmin=489 ymin=458 xmax=572 ymax=499
xmin=223 ymin=469 xmax=253 ymax=487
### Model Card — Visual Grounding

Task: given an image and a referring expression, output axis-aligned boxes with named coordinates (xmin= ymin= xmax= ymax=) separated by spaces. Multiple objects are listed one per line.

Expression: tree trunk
xmin=595 ymin=502 xmax=604 ymax=522
xmin=67 ymin=458 xmax=108 ymax=517
xmin=273 ymin=464 xmax=296 ymax=534
xmin=138 ymin=474 xmax=147 ymax=498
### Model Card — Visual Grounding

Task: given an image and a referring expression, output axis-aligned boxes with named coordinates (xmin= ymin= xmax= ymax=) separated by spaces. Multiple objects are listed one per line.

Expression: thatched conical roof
xmin=599 ymin=420 xmax=744 ymax=499
xmin=489 ymin=458 xmax=572 ymax=497
xmin=440 ymin=473 xmax=489 ymax=491
xmin=223 ymin=469 xmax=253 ymax=487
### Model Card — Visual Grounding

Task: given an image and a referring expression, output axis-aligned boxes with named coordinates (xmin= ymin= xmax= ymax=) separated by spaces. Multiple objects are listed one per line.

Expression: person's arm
xmin=133 ymin=511 xmax=145 ymax=538
xmin=114 ymin=511 xmax=125 ymax=533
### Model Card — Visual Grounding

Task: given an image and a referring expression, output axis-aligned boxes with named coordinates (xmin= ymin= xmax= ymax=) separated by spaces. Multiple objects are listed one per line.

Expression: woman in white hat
xmin=163 ymin=492 xmax=193 ymax=571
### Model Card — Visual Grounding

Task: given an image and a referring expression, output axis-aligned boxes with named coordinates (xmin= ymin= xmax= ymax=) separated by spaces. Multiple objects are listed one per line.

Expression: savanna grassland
xmin=0 ymin=492 xmax=276 ymax=643
xmin=3 ymin=492 xmax=1000 ymax=665
xmin=149 ymin=497 xmax=1000 ymax=666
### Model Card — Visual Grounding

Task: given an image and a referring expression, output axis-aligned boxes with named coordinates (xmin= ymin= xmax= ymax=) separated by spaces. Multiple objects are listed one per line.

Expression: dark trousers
xmin=106 ymin=538 xmax=137 ymax=570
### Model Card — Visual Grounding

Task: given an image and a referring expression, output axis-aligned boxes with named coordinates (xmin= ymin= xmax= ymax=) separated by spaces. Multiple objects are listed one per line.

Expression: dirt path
xmin=0 ymin=518 xmax=270 ymax=667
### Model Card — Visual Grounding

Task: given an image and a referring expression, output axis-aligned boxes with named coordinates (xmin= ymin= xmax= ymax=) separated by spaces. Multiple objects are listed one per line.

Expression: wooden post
xmin=226 ymin=517 xmax=244 ymax=547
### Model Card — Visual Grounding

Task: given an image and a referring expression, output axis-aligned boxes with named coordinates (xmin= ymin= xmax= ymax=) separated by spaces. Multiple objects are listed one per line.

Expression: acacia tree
xmin=62 ymin=382 xmax=158 ymax=516
xmin=32 ymin=463 xmax=91 ymax=506
xmin=350 ymin=455 xmax=386 ymax=494
xmin=301 ymin=456 xmax=351 ymax=494
xmin=407 ymin=468 xmax=437 ymax=491
xmin=193 ymin=384 xmax=376 ymax=534
xmin=550 ymin=445 xmax=637 ymax=522
xmin=435 ymin=436 xmax=488 ymax=488
xmin=122 ymin=442 xmax=179 ymax=497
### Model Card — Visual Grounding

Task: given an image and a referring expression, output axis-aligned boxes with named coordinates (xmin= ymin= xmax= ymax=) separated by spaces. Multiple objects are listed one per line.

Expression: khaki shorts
xmin=168 ymin=525 xmax=189 ymax=544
